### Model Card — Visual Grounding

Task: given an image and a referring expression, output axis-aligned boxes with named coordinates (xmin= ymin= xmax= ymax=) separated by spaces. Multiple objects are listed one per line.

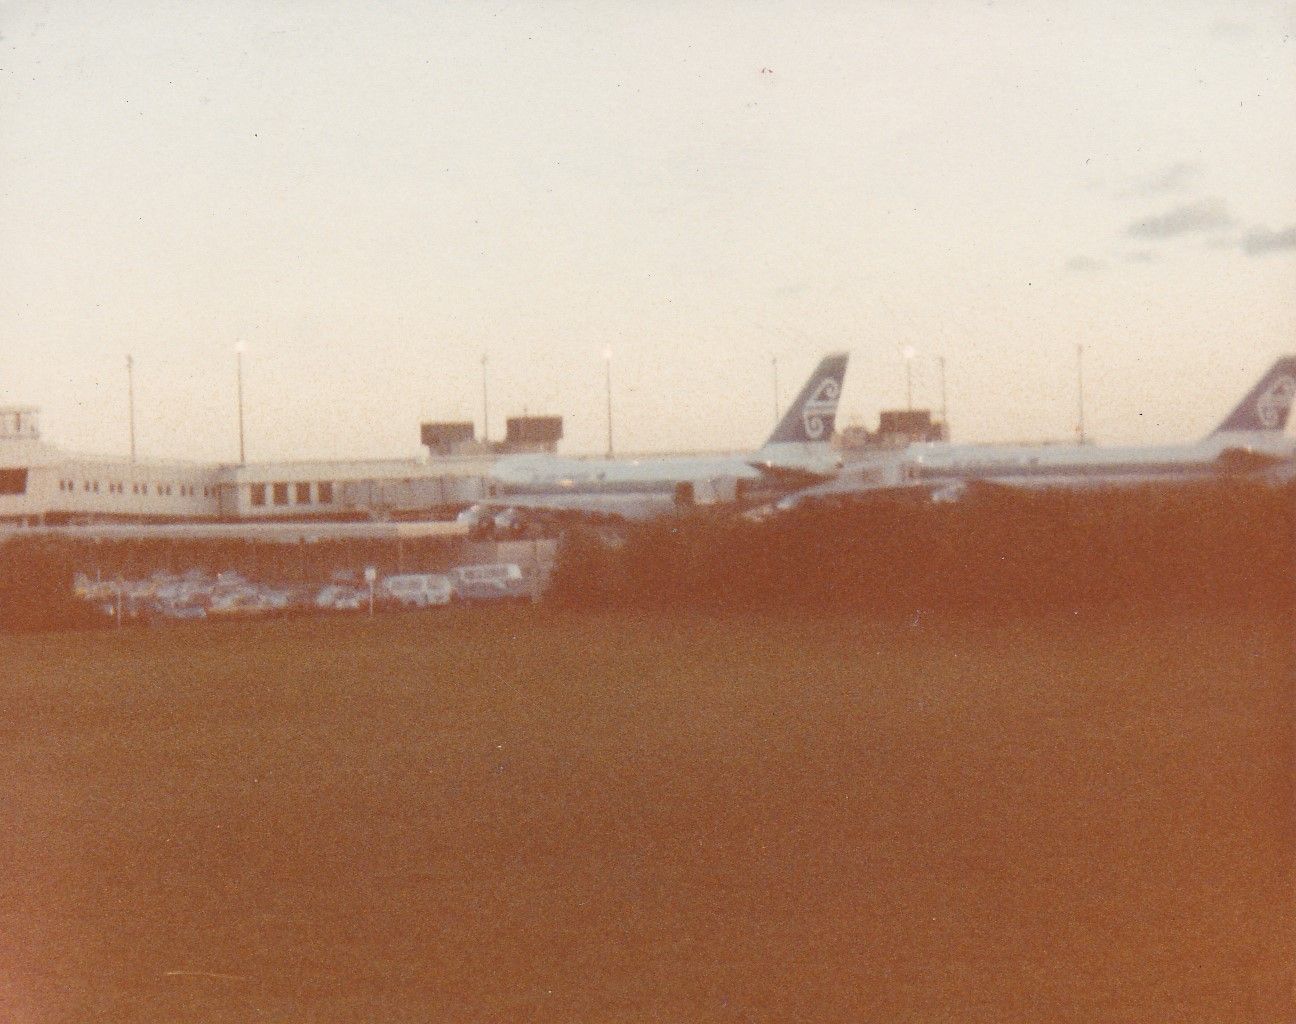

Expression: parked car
xmin=380 ymin=573 xmax=453 ymax=608
xmin=152 ymin=599 xmax=208 ymax=621
xmin=208 ymin=587 xmax=269 ymax=618
xmin=314 ymin=584 xmax=366 ymax=611
xmin=451 ymin=562 xmax=529 ymax=603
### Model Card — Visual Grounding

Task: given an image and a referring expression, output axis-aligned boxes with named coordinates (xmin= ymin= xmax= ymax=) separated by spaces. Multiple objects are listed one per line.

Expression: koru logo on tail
xmin=801 ymin=377 xmax=842 ymax=440
xmin=1256 ymin=374 xmax=1296 ymax=429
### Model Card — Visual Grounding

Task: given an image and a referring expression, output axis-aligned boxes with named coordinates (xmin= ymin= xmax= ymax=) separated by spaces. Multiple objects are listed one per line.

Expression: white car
xmin=380 ymin=573 xmax=453 ymax=608
xmin=314 ymin=584 xmax=366 ymax=611
xmin=208 ymin=587 xmax=269 ymax=618
xmin=451 ymin=562 xmax=529 ymax=602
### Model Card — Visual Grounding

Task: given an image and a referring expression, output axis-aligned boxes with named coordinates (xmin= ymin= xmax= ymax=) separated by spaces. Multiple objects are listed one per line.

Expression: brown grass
xmin=2 ymin=608 xmax=1291 ymax=1022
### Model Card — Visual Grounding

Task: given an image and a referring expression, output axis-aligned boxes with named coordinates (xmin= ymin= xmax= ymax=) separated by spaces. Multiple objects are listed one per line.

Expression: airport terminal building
xmin=0 ymin=405 xmax=514 ymax=527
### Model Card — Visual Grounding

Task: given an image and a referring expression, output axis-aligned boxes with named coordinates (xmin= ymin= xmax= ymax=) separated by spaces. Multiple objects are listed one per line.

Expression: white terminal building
xmin=0 ymin=407 xmax=562 ymax=527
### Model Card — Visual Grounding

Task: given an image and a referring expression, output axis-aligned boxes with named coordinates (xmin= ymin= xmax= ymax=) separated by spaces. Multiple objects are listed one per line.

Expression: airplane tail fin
xmin=1211 ymin=356 xmax=1296 ymax=435
xmin=762 ymin=351 xmax=850 ymax=448
xmin=753 ymin=351 xmax=849 ymax=473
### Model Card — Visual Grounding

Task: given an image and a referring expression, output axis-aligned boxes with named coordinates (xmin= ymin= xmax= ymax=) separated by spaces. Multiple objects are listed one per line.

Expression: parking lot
xmin=74 ymin=559 xmax=543 ymax=624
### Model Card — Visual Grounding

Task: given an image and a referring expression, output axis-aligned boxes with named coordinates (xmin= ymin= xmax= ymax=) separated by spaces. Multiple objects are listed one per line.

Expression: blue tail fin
xmin=1212 ymin=356 xmax=1296 ymax=434
xmin=764 ymin=352 xmax=850 ymax=445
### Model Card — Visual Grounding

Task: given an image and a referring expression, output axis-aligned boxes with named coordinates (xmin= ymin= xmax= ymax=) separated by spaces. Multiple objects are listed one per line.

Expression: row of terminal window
xmin=57 ymin=479 xmax=213 ymax=498
xmin=248 ymin=481 xmax=334 ymax=507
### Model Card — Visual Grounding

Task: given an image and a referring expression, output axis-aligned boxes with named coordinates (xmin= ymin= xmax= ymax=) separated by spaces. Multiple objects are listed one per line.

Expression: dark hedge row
xmin=3 ymin=483 xmax=1292 ymax=630
xmin=0 ymin=537 xmax=106 ymax=633
xmin=548 ymin=483 xmax=1296 ymax=616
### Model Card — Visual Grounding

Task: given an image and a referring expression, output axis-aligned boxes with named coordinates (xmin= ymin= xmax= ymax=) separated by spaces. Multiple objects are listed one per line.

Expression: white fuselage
xmin=489 ymin=453 xmax=763 ymax=495
xmin=901 ymin=430 xmax=1294 ymax=487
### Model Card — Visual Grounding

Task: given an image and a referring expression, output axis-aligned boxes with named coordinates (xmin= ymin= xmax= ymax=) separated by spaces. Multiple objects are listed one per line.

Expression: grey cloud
xmin=1064 ymin=256 xmax=1104 ymax=272
xmin=1241 ymin=225 xmax=1296 ymax=255
xmin=1124 ymin=250 xmax=1159 ymax=264
xmin=1118 ymin=161 xmax=1200 ymax=198
xmin=1126 ymin=197 xmax=1233 ymax=239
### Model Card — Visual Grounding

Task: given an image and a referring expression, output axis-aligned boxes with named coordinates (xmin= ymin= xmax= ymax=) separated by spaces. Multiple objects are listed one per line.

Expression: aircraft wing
xmin=462 ymin=491 xmax=679 ymax=525
xmin=746 ymin=461 xmax=839 ymax=489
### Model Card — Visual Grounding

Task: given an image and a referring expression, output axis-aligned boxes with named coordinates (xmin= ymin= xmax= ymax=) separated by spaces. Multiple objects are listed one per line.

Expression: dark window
xmin=317 ymin=481 xmax=333 ymax=504
xmin=272 ymin=482 xmax=289 ymax=505
xmin=0 ymin=468 xmax=28 ymax=495
xmin=250 ymin=483 xmax=267 ymax=507
xmin=295 ymin=482 xmax=311 ymax=504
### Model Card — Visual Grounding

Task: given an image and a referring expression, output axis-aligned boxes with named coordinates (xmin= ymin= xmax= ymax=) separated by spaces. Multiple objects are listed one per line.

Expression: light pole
xmin=772 ymin=355 xmax=780 ymax=426
xmin=481 ymin=352 xmax=489 ymax=445
xmin=902 ymin=346 xmax=917 ymax=411
xmin=1076 ymin=343 xmax=1086 ymax=444
xmin=235 ymin=341 xmax=246 ymax=465
xmin=938 ymin=355 xmax=947 ymax=435
xmin=603 ymin=346 xmax=614 ymax=458
xmin=126 ymin=354 xmax=137 ymax=463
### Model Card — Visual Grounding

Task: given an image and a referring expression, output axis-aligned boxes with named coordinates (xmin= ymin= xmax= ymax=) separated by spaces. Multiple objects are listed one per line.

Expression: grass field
xmin=2 ymin=608 xmax=1291 ymax=1022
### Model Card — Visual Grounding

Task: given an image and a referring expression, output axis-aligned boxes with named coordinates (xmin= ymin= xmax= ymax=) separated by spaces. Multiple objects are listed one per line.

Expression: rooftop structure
xmin=837 ymin=408 xmax=949 ymax=455
xmin=0 ymin=406 xmax=41 ymax=441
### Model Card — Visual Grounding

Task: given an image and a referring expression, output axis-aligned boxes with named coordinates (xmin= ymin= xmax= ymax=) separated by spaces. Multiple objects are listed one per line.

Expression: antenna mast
xmin=1076 ymin=344 xmax=1086 ymax=444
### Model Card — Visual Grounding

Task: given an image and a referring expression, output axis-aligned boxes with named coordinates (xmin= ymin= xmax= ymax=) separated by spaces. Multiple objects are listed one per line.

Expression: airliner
xmin=777 ymin=355 xmax=1296 ymax=508
xmin=460 ymin=352 xmax=850 ymax=532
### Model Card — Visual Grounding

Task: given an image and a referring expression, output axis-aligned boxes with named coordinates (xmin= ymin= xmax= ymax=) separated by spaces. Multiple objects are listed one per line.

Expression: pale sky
xmin=2 ymin=1 xmax=1293 ymax=461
